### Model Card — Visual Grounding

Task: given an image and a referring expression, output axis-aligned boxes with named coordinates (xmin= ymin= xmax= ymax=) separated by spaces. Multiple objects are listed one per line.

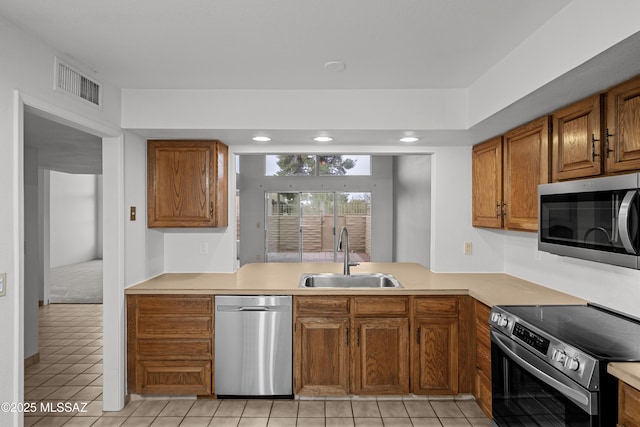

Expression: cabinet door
xmin=353 ymin=318 xmax=410 ymax=395
xmin=413 ymin=317 xmax=458 ymax=395
xmin=294 ymin=317 xmax=350 ymax=395
xmin=472 ymin=137 xmax=503 ymax=228
xmin=606 ymin=76 xmax=640 ymax=173
xmin=619 ymin=381 xmax=640 ymax=427
xmin=552 ymin=94 xmax=603 ymax=181
xmin=147 ymin=140 xmax=228 ymax=227
xmin=503 ymin=116 xmax=551 ymax=232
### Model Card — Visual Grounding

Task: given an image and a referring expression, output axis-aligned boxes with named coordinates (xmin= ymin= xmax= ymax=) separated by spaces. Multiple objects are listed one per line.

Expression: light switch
xmin=0 ymin=273 xmax=6 ymax=297
xmin=464 ymin=241 xmax=472 ymax=255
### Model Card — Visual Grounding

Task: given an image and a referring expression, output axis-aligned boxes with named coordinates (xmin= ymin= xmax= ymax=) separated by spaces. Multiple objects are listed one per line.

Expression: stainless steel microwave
xmin=538 ymin=173 xmax=640 ymax=269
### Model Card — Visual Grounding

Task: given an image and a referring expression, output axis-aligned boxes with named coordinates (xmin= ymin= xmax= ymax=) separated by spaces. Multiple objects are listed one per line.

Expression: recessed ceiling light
xmin=324 ymin=61 xmax=346 ymax=72
xmin=313 ymin=136 xmax=333 ymax=143
xmin=399 ymin=136 xmax=419 ymax=143
xmin=252 ymin=136 xmax=271 ymax=143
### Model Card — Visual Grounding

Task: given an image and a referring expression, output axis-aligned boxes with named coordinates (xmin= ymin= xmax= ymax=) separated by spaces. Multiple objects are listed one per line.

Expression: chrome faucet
xmin=337 ymin=226 xmax=359 ymax=275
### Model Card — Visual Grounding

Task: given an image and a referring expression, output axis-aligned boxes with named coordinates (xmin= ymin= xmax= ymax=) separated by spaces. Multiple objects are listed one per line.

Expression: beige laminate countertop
xmin=608 ymin=363 xmax=640 ymax=391
xmin=125 ymin=262 xmax=586 ymax=308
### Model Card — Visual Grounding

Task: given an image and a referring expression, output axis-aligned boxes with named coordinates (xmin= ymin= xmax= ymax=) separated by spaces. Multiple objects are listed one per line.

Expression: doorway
xmin=265 ymin=191 xmax=371 ymax=262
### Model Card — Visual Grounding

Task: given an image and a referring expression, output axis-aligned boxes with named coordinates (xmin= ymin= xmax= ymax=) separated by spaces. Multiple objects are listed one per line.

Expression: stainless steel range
xmin=490 ymin=304 xmax=640 ymax=426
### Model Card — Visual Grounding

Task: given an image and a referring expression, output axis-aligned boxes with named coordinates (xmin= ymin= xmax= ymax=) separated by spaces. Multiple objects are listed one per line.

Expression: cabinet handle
xmin=591 ymin=134 xmax=600 ymax=161
xmin=495 ymin=202 xmax=500 ymax=218
xmin=502 ymin=202 xmax=507 ymax=217
xmin=605 ymin=128 xmax=615 ymax=158
xmin=210 ymin=202 xmax=214 ymax=218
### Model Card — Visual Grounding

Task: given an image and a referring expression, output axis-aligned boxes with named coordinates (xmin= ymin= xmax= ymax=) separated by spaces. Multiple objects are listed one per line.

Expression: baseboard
xmin=24 ymin=352 xmax=40 ymax=368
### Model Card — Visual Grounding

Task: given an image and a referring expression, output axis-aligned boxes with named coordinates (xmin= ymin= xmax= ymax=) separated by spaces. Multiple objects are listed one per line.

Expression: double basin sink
xmin=298 ymin=273 xmax=403 ymax=289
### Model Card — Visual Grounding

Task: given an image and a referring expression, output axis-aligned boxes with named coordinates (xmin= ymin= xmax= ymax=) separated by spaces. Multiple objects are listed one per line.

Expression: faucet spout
xmin=337 ymin=226 xmax=359 ymax=275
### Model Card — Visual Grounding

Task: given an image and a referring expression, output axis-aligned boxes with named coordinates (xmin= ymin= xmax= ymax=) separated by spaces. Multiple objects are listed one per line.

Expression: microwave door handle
xmin=619 ymin=190 xmax=638 ymax=254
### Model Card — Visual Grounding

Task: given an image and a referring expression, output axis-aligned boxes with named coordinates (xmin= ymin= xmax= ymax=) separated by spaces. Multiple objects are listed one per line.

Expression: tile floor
xmin=24 ymin=304 xmax=492 ymax=427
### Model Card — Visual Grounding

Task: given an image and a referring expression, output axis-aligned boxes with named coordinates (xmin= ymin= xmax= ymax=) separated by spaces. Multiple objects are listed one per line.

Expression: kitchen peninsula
xmin=126 ymin=262 xmax=586 ymax=416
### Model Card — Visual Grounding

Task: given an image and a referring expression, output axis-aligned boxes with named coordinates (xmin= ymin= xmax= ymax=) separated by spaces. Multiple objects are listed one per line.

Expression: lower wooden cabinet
xmin=294 ymin=296 xmax=410 ymax=396
xmin=619 ymin=381 xmax=640 ymax=427
xmin=127 ymin=295 xmax=214 ymax=395
xmin=474 ymin=300 xmax=492 ymax=417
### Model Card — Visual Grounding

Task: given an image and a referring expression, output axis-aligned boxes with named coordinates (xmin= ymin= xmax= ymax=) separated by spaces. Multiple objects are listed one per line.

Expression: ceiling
xmin=0 ymin=0 xmax=571 ymax=90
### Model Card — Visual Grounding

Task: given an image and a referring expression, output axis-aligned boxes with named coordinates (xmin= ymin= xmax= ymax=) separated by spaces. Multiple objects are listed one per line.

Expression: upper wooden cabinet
xmin=472 ymin=137 xmax=503 ymax=229
xmin=551 ymin=94 xmax=603 ymax=181
xmin=606 ymin=75 xmax=640 ymax=174
xmin=147 ymin=140 xmax=228 ymax=228
xmin=473 ymin=117 xmax=550 ymax=232
xmin=503 ymin=116 xmax=551 ymax=232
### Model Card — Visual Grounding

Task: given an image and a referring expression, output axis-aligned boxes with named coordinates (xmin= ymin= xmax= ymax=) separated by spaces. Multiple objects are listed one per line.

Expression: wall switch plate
xmin=0 ymin=273 xmax=6 ymax=297
xmin=464 ymin=241 xmax=472 ymax=255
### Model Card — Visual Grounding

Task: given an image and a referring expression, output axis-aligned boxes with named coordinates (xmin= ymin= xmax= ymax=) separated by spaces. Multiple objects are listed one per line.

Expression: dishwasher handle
xmin=216 ymin=305 xmax=291 ymax=312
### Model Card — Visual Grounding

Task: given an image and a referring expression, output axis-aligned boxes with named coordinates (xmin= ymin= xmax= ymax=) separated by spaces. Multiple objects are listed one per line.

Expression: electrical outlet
xmin=0 ymin=273 xmax=6 ymax=297
xmin=199 ymin=243 xmax=209 ymax=255
xmin=464 ymin=241 xmax=472 ymax=255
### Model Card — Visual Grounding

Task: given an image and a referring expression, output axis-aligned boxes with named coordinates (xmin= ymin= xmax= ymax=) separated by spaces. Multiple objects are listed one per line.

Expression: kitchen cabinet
xmin=472 ymin=116 xmax=550 ymax=232
xmin=606 ymin=75 xmax=640 ymax=174
xmin=127 ymin=294 xmax=214 ymax=395
xmin=412 ymin=296 xmax=459 ymax=395
xmin=294 ymin=296 xmax=410 ymax=396
xmin=294 ymin=297 xmax=351 ymax=395
xmin=618 ymin=381 xmax=640 ymax=427
xmin=353 ymin=297 xmax=410 ymax=394
xmin=472 ymin=136 xmax=503 ymax=229
xmin=503 ymin=116 xmax=551 ymax=231
xmin=147 ymin=139 xmax=228 ymax=228
xmin=551 ymin=94 xmax=604 ymax=181
xmin=473 ymin=300 xmax=492 ymax=418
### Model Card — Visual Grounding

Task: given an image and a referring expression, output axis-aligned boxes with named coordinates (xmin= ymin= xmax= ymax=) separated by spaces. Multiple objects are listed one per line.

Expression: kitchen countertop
xmin=608 ymin=363 xmax=640 ymax=391
xmin=125 ymin=262 xmax=586 ymax=308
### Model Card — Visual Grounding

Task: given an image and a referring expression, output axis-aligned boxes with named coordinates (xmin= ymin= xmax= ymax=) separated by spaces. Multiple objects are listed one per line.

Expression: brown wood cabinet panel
xmin=353 ymin=296 xmax=409 ymax=316
xmin=136 ymin=360 xmax=211 ymax=395
xmin=137 ymin=295 xmax=213 ymax=314
xmin=552 ymin=94 xmax=603 ymax=181
xmin=474 ymin=300 xmax=492 ymax=418
xmin=472 ymin=137 xmax=503 ymax=228
xmin=619 ymin=381 xmax=640 ymax=427
xmin=353 ymin=317 xmax=410 ymax=395
xmin=606 ymin=76 xmax=640 ymax=174
xmin=503 ymin=116 xmax=551 ymax=232
xmin=136 ymin=339 xmax=212 ymax=360
xmin=476 ymin=371 xmax=493 ymax=418
xmin=294 ymin=317 xmax=350 ymax=395
xmin=137 ymin=315 xmax=212 ymax=337
xmin=147 ymin=140 xmax=228 ymax=228
xmin=475 ymin=300 xmax=491 ymax=325
xmin=476 ymin=340 xmax=491 ymax=377
xmin=414 ymin=296 xmax=458 ymax=317
xmin=412 ymin=317 xmax=459 ymax=395
xmin=295 ymin=296 xmax=350 ymax=316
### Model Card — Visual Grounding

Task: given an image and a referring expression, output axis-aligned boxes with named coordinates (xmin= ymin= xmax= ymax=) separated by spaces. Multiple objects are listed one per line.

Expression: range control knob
xmin=565 ymin=357 xmax=580 ymax=371
xmin=497 ymin=316 xmax=509 ymax=327
xmin=552 ymin=349 xmax=567 ymax=363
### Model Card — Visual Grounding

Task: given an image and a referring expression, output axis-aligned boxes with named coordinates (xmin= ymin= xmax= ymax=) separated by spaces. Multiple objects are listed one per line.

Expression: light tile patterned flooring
xmin=25 ymin=304 xmax=492 ymax=427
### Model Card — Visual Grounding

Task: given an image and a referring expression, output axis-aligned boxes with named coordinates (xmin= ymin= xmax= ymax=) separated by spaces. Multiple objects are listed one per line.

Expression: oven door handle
xmin=619 ymin=190 xmax=638 ymax=254
xmin=491 ymin=330 xmax=596 ymax=415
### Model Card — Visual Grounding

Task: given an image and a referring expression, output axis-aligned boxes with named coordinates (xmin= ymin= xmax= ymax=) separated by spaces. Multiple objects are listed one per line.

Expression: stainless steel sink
xmin=298 ymin=273 xmax=403 ymax=289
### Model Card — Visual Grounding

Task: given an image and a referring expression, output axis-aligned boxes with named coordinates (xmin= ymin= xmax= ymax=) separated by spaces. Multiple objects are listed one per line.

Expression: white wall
xmin=50 ymin=171 xmax=101 ymax=268
xmin=123 ymin=131 xmax=164 ymax=285
xmin=0 ymin=15 xmax=121 ymax=425
xmin=393 ymin=155 xmax=431 ymax=267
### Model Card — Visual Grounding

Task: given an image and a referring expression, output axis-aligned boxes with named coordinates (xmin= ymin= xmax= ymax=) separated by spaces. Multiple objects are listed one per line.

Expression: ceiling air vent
xmin=54 ymin=57 xmax=102 ymax=108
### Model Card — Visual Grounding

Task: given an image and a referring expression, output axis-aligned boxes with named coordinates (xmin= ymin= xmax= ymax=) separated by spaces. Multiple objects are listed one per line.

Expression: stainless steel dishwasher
xmin=214 ymin=295 xmax=293 ymax=397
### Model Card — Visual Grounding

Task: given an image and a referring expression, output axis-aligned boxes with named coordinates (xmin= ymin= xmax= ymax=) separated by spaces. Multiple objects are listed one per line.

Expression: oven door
xmin=491 ymin=329 xmax=599 ymax=426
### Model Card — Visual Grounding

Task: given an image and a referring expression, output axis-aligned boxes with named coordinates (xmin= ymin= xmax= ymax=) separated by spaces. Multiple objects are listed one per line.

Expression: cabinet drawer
xmin=137 ymin=315 xmax=212 ymax=337
xmin=137 ymin=339 xmax=212 ymax=360
xmin=354 ymin=297 xmax=409 ymax=316
xmin=136 ymin=295 xmax=213 ymax=315
xmin=414 ymin=297 xmax=458 ymax=317
xmin=295 ymin=297 xmax=350 ymax=316
xmin=475 ymin=301 xmax=491 ymax=324
xmin=136 ymin=360 xmax=211 ymax=395
xmin=476 ymin=320 xmax=491 ymax=349
xmin=476 ymin=340 xmax=491 ymax=377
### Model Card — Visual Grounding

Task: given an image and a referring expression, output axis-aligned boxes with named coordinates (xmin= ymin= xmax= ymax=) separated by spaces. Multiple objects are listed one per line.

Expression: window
xmin=265 ymin=154 xmax=371 ymax=176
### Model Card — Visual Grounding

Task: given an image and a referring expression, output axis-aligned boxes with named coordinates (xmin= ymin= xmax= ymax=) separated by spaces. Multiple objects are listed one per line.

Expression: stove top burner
xmin=502 ymin=305 xmax=640 ymax=359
